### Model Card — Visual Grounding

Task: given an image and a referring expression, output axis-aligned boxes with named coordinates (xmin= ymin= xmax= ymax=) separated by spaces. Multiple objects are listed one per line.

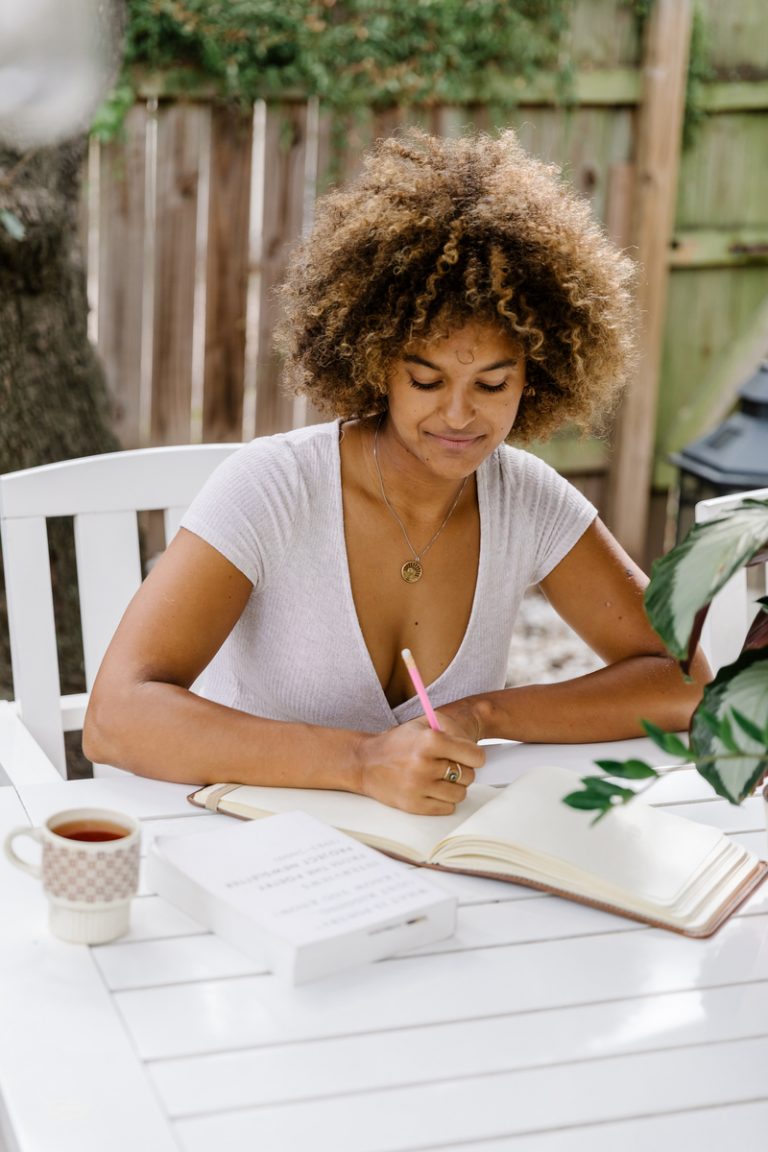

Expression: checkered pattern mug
xmin=4 ymin=807 xmax=140 ymax=944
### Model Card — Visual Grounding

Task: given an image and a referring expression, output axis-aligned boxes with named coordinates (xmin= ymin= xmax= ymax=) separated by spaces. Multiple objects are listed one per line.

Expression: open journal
xmin=189 ymin=764 xmax=768 ymax=938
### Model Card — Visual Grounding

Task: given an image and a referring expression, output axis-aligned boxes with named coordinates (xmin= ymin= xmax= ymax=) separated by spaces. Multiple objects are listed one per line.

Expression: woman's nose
xmin=441 ymin=387 xmax=476 ymax=427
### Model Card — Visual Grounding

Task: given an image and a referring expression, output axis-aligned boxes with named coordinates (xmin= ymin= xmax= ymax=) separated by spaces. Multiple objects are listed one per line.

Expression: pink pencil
xmin=401 ymin=648 xmax=442 ymax=731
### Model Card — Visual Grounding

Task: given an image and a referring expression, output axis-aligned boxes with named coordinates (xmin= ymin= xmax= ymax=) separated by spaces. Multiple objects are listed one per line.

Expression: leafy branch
xmin=94 ymin=0 xmax=573 ymax=141
xmin=564 ymin=709 xmax=768 ymax=822
xmin=564 ymin=500 xmax=768 ymax=818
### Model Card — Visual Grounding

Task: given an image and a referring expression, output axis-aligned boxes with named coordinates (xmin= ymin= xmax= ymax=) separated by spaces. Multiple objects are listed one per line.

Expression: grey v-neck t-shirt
xmin=181 ymin=420 xmax=596 ymax=731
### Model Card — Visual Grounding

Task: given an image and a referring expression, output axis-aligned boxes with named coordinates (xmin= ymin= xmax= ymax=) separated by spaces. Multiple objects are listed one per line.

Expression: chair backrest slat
xmin=0 ymin=444 xmax=242 ymax=778
xmin=74 ymin=510 xmax=144 ymax=689
xmin=0 ymin=444 xmax=238 ymax=518
xmin=1 ymin=516 xmax=67 ymax=773
xmin=164 ymin=504 xmax=187 ymax=545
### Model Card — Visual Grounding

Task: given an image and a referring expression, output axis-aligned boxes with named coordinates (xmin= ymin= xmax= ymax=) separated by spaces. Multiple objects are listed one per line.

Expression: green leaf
xmin=640 ymin=720 xmax=690 ymax=758
xmin=593 ymin=759 xmax=658 ymax=780
xmin=0 ymin=210 xmax=25 ymax=241
xmin=696 ymin=708 xmax=723 ymax=737
xmin=690 ymin=651 xmax=768 ymax=803
xmin=644 ymin=502 xmax=768 ymax=662
xmin=731 ymin=708 xmax=767 ymax=745
xmin=593 ymin=759 xmax=629 ymax=774
xmin=90 ymin=82 xmax=136 ymax=142
xmin=562 ymin=791 xmax=611 ymax=812
xmin=714 ymin=713 xmax=741 ymax=754
xmin=577 ymin=777 xmax=635 ymax=801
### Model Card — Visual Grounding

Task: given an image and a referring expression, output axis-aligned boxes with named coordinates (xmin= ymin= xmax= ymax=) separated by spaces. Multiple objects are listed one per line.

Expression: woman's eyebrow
xmin=403 ymin=354 xmax=518 ymax=371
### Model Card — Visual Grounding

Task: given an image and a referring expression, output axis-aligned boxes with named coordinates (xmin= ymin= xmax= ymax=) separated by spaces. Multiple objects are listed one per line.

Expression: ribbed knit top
xmin=181 ymin=420 xmax=596 ymax=732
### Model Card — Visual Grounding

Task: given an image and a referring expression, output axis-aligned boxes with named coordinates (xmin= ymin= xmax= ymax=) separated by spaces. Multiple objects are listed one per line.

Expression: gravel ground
xmin=506 ymin=588 xmax=603 ymax=686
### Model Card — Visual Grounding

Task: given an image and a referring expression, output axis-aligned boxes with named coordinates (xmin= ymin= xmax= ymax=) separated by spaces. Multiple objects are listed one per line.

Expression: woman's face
xmin=383 ymin=321 xmax=526 ymax=481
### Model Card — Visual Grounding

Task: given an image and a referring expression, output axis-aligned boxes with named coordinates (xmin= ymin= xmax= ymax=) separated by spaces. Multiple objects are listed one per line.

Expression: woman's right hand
xmin=356 ymin=716 xmax=485 ymax=814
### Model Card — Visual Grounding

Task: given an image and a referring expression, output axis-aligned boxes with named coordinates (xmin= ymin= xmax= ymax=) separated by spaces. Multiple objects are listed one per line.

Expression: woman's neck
xmin=368 ymin=416 xmax=475 ymax=526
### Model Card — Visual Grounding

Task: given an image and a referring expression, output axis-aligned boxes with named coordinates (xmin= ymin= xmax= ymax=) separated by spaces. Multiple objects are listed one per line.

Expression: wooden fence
xmin=83 ymin=0 xmax=768 ymax=564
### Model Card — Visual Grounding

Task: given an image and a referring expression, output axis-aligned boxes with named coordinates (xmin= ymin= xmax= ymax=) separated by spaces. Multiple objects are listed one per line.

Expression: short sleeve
xmin=180 ymin=436 xmax=304 ymax=589
xmin=498 ymin=448 xmax=598 ymax=586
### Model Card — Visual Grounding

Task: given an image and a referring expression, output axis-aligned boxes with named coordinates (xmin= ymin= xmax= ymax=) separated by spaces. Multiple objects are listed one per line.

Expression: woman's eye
xmin=409 ymin=377 xmax=441 ymax=391
xmin=477 ymin=378 xmax=510 ymax=393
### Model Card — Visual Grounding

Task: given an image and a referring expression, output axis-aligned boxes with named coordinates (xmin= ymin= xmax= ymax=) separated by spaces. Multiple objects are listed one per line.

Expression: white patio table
xmin=1 ymin=701 xmax=767 ymax=1152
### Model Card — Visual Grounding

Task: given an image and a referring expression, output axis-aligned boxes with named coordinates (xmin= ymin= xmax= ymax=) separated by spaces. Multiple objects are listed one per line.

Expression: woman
xmin=84 ymin=130 xmax=708 ymax=813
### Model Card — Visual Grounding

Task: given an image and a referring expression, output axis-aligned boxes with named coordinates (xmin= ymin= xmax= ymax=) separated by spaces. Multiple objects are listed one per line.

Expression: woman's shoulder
xmin=180 ymin=422 xmax=340 ymax=586
xmin=199 ymin=419 xmax=336 ymax=502
xmin=234 ymin=419 xmax=339 ymax=470
xmin=487 ymin=441 xmax=596 ymax=524
xmin=489 ymin=441 xmax=569 ymax=491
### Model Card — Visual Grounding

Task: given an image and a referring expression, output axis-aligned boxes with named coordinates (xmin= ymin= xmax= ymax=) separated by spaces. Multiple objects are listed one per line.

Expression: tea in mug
xmin=53 ymin=820 xmax=130 ymax=843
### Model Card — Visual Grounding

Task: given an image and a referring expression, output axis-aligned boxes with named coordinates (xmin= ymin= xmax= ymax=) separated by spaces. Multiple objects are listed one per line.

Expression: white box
xmin=147 ymin=810 xmax=457 ymax=983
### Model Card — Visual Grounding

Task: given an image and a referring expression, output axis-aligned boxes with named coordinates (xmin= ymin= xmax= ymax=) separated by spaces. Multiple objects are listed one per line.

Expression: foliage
xmin=682 ymin=5 xmax=715 ymax=150
xmin=94 ymin=0 xmax=571 ymax=135
xmin=91 ymin=1 xmax=714 ymax=153
xmin=564 ymin=499 xmax=768 ymax=819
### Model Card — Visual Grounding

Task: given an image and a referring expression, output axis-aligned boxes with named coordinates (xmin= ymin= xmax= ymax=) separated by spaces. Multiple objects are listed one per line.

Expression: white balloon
xmin=0 ymin=0 xmax=118 ymax=148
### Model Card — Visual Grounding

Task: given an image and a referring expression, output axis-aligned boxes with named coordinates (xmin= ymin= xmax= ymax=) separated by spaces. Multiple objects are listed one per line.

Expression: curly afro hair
xmin=276 ymin=129 xmax=637 ymax=443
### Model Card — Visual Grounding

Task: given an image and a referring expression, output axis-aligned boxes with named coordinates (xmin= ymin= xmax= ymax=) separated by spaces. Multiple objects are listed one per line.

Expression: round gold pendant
xmin=401 ymin=559 xmax=423 ymax=583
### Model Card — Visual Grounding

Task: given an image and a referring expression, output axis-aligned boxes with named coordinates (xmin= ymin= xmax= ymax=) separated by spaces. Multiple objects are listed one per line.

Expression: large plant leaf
xmin=645 ymin=500 xmax=768 ymax=665
xmin=690 ymin=650 xmax=768 ymax=804
xmin=745 ymin=596 xmax=768 ymax=652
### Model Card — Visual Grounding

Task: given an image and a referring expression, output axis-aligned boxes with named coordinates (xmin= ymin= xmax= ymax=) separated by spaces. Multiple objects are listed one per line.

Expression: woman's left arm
xmin=441 ymin=518 xmax=711 ymax=743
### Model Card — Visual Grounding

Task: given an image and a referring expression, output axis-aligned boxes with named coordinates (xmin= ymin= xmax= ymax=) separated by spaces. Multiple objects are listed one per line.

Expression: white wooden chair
xmin=0 ymin=444 xmax=241 ymax=777
xmin=694 ymin=486 xmax=768 ymax=672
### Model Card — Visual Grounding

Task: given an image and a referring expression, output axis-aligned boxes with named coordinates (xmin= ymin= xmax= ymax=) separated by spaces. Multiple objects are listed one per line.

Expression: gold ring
xmin=444 ymin=763 xmax=462 ymax=785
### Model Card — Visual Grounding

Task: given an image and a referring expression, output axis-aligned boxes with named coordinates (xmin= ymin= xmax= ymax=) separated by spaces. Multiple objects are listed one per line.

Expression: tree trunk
xmin=0 ymin=137 xmax=119 ymax=705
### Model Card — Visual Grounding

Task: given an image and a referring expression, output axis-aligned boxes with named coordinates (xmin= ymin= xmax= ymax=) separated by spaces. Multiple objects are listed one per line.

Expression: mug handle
xmin=4 ymin=827 xmax=43 ymax=878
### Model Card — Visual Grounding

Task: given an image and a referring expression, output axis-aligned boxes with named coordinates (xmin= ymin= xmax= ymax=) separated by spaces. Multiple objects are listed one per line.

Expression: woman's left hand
xmin=434 ymin=697 xmax=485 ymax=743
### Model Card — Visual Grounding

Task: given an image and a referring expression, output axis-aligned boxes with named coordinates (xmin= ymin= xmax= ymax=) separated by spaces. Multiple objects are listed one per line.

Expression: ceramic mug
xmin=4 ymin=807 xmax=140 ymax=944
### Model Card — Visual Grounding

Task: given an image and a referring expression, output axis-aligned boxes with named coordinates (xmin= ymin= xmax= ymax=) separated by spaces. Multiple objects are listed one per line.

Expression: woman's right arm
xmin=83 ymin=529 xmax=482 ymax=813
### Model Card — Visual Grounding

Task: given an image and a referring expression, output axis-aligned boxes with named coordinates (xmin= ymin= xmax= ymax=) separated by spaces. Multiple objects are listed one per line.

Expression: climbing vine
xmin=92 ymin=0 xmax=575 ymax=138
xmin=87 ymin=1 xmax=710 ymax=152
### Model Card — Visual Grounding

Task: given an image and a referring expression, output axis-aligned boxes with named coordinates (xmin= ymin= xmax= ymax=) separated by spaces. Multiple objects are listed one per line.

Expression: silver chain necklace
xmin=372 ymin=421 xmax=468 ymax=583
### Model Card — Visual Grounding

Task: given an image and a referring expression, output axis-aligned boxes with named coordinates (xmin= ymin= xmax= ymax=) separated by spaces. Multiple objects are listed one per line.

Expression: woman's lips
xmin=426 ymin=432 xmax=483 ymax=449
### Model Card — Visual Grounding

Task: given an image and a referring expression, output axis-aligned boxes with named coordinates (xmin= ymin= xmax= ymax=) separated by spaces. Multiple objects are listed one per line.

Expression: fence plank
xmin=567 ymin=0 xmax=640 ymax=66
xmin=676 ymin=113 xmax=768 ymax=229
xmin=606 ymin=0 xmax=693 ymax=562
xmin=202 ymin=105 xmax=253 ymax=443
xmin=656 ymin=270 xmax=768 ymax=488
xmin=335 ymin=108 xmax=377 ymax=187
xmin=253 ymin=102 xmax=308 ymax=437
xmin=668 ymin=228 xmax=768 ymax=268
xmin=605 ymin=160 xmax=634 ymax=250
xmin=98 ymin=104 xmax=147 ymax=448
xmin=695 ymin=0 xmax=768 ymax=71
xmin=150 ymin=102 xmax=204 ymax=446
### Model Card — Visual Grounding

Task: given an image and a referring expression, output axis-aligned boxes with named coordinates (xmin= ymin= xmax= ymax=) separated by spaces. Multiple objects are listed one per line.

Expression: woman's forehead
xmin=402 ymin=321 xmax=523 ymax=365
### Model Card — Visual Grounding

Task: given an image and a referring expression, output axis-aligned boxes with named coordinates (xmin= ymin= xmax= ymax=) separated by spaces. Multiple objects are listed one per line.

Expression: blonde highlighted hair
xmin=277 ymin=129 xmax=636 ymax=442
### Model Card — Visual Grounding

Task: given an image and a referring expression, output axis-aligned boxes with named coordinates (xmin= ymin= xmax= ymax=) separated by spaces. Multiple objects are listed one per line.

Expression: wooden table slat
xmin=410 ymin=1099 xmax=768 ymax=1152
xmin=112 ymin=912 xmax=768 ymax=1060
xmin=149 ymin=979 xmax=768 ymax=1117
xmin=171 ymin=1035 xmax=768 ymax=1152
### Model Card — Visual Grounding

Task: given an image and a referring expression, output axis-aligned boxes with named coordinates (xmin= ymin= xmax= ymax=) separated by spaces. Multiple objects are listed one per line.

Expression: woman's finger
xmin=439 ymin=762 xmax=476 ymax=788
